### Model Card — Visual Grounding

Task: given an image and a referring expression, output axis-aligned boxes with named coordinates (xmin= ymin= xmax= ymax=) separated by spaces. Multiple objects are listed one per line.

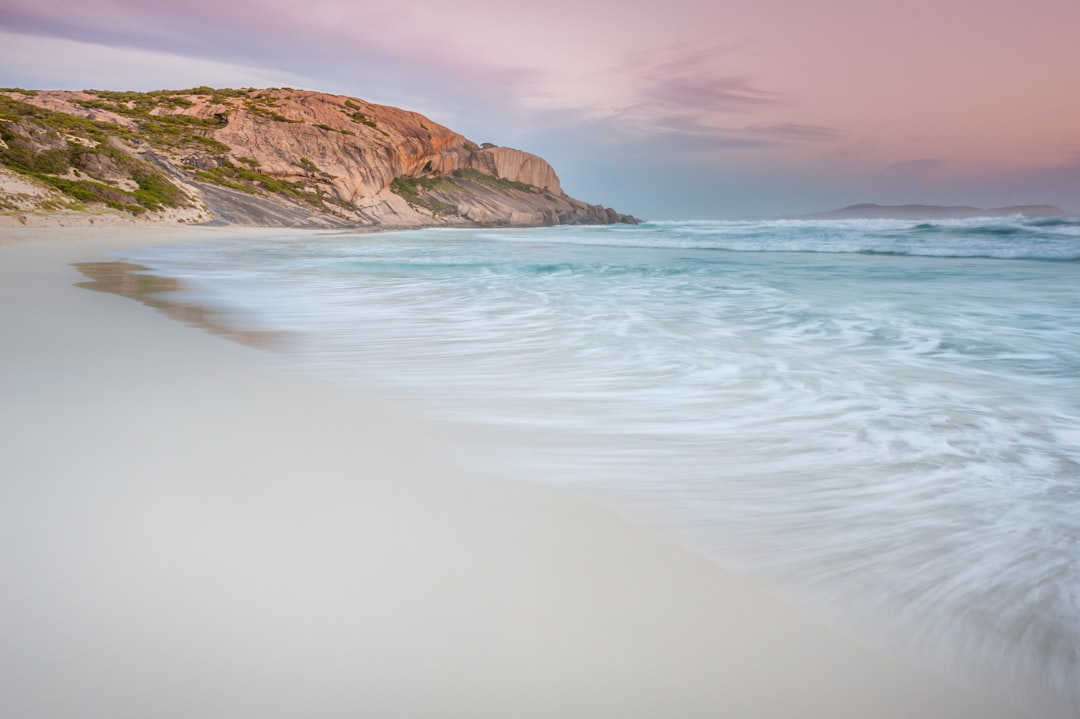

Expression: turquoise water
xmin=124 ymin=217 xmax=1080 ymax=713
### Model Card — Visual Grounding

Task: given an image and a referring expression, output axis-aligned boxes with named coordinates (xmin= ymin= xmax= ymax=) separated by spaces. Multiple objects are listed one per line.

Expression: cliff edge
xmin=0 ymin=87 xmax=637 ymax=228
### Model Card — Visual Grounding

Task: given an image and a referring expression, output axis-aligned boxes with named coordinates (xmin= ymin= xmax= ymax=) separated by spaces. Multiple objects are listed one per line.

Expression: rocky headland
xmin=0 ymin=87 xmax=637 ymax=228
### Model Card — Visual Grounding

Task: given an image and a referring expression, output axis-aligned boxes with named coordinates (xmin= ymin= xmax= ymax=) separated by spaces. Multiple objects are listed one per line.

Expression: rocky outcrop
xmin=0 ymin=87 xmax=638 ymax=228
xmin=467 ymin=147 xmax=562 ymax=193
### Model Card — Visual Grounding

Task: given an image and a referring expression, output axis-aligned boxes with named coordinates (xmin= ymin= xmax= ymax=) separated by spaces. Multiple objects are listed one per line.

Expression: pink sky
xmin=2 ymin=0 xmax=1078 ymax=216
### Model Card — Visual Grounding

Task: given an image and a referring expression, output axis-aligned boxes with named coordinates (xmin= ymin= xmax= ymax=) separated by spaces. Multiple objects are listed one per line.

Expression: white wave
xmin=122 ymin=222 xmax=1080 ymax=714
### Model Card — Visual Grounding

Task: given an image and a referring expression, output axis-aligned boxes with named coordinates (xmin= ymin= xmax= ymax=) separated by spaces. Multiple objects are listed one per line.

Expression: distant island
xmin=795 ymin=203 xmax=1067 ymax=220
xmin=0 ymin=87 xmax=637 ymax=228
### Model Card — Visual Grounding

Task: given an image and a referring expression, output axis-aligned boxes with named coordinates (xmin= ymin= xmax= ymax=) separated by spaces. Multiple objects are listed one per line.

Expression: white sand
xmin=0 ymin=225 xmax=1018 ymax=718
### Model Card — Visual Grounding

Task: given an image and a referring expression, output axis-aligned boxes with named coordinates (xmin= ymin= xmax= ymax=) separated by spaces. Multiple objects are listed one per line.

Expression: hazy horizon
xmin=2 ymin=0 xmax=1077 ymax=218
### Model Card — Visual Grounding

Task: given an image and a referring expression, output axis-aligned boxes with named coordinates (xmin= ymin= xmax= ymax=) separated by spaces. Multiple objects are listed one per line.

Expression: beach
xmin=0 ymin=224 xmax=1019 ymax=718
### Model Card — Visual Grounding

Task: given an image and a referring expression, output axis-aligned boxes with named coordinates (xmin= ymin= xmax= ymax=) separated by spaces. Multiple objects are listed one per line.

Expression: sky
xmin=2 ymin=0 xmax=1078 ymax=218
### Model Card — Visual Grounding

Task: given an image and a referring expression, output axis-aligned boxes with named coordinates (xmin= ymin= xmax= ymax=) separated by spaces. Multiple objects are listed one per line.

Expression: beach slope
xmin=0 ymin=226 xmax=1016 ymax=718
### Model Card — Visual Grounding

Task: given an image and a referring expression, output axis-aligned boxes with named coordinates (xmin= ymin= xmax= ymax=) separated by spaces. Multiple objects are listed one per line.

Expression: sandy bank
xmin=0 ymin=225 xmax=1017 ymax=718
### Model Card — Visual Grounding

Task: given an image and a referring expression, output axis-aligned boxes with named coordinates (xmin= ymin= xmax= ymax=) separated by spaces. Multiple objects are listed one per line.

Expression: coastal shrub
xmin=0 ymin=95 xmax=127 ymax=144
xmin=247 ymin=107 xmax=300 ymax=123
xmin=70 ymin=93 xmax=231 ymax=152
xmin=390 ymin=175 xmax=458 ymax=215
xmin=243 ymin=95 xmax=302 ymax=124
xmin=348 ymin=111 xmax=378 ymax=129
xmin=31 ymin=147 xmax=72 ymax=175
xmin=39 ymin=176 xmax=132 ymax=210
xmin=175 ymin=87 xmax=251 ymax=103
xmin=193 ymin=160 xmax=353 ymax=211
xmin=0 ymin=131 xmax=81 ymax=177
xmin=452 ymin=167 xmax=535 ymax=193
xmin=33 ymin=168 xmax=188 ymax=214
xmin=315 ymin=123 xmax=355 ymax=136
xmin=193 ymin=169 xmax=258 ymax=194
xmin=0 ymin=143 xmax=39 ymax=174
xmin=132 ymin=169 xmax=187 ymax=210
xmin=159 ymin=96 xmax=194 ymax=110
xmin=0 ymin=93 xmax=198 ymax=214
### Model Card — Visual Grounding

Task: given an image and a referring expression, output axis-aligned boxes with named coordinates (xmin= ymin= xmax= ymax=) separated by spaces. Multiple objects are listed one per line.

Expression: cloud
xmin=643 ymin=74 xmax=781 ymax=114
xmin=0 ymin=29 xmax=314 ymax=92
xmin=743 ymin=123 xmax=840 ymax=142
xmin=882 ymin=158 xmax=945 ymax=175
xmin=614 ymin=44 xmax=785 ymax=126
xmin=1 ymin=2 xmax=832 ymax=156
xmin=0 ymin=1 xmax=530 ymax=109
xmin=523 ymin=42 xmax=838 ymax=155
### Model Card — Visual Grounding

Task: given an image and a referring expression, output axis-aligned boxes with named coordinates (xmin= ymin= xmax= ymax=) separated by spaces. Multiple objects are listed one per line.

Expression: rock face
xmin=0 ymin=87 xmax=638 ymax=227
xmin=467 ymin=147 xmax=562 ymax=193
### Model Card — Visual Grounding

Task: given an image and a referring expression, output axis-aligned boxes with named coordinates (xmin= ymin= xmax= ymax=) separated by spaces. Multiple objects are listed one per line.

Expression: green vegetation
xmin=194 ymin=160 xmax=356 ymax=212
xmin=243 ymin=95 xmax=302 ymax=123
xmin=0 ymin=95 xmax=191 ymax=214
xmin=71 ymin=90 xmax=231 ymax=152
xmin=1 ymin=94 xmax=134 ymax=144
xmin=84 ymin=90 xmax=195 ymax=111
xmin=75 ymin=87 xmax=291 ymax=128
xmin=315 ymin=123 xmax=355 ymax=136
xmin=293 ymin=156 xmax=335 ymax=180
xmin=196 ymin=161 xmax=300 ymax=196
xmin=341 ymin=101 xmax=387 ymax=135
xmin=179 ymin=87 xmax=252 ymax=102
xmin=27 ymin=168 xmax=186 ymax=215
xmin=0 ymin=89 xmax=393 ymax=219
xmin=131 ymin=169 xmax=187 ymax=210
xmin=452 ymin=167 xmax=536 ymax=193
xmin=389 ymin=175 xmax=458 ymax=215
xmin=138 ymin=116 xmax=229 ymax=152
xmin=343 ymin=99 xmax=382 ymax=130
xmin=348 ymin=111 xmax=378 ymax=129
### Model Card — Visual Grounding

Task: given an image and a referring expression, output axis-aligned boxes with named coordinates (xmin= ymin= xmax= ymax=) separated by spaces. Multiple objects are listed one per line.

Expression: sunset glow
xmin=2 ymin=0 xmax=1077 ymax=216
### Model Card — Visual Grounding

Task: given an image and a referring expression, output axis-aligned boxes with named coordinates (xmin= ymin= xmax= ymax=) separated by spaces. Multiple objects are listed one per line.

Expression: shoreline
xmin=0 ymin=224 xmax=1018 ymax=718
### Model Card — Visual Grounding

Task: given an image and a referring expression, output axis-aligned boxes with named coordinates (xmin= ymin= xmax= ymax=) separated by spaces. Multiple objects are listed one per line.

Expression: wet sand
xmin=0 ymin=225 xmax=1018 ymax=718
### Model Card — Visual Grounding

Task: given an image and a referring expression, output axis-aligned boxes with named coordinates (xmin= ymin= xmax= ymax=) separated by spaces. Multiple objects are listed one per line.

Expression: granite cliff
xmin=0 ymin=87 xmax=637 ymax=228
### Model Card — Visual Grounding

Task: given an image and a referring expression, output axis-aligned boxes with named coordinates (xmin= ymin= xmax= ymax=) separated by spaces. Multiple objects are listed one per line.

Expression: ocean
xmin=121 ymin=216 xmax=1080 ymax=714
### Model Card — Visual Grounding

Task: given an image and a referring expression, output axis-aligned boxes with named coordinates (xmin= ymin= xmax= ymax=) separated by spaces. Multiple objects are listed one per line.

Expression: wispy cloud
xmin=5 ymin=0 xmax=1076 ymax=216
xmin=536 ymin=43 xmax=840 ymax=153
xmin=643 ymin=74 xmax=781 ymax=114
xmin=883 ymin=158 xmax=945 ymax=175
xmin=743 ymin=123 xmax=840 ymax=142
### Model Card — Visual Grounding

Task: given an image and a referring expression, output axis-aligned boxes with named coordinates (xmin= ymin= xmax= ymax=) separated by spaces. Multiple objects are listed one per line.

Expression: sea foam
xmin=122 ymin=217 xmax=1080 ymax=715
